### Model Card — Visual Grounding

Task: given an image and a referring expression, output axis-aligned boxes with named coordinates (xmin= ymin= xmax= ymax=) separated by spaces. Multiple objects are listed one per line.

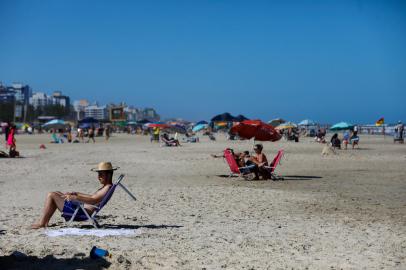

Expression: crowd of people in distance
xmin=212 ymin=144 xmax=272 ymax=180
xmin=49 ymin=125 xmax=112 ymax=144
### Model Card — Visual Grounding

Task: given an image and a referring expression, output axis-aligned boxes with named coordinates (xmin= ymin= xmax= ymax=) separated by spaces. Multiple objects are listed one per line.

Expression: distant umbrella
xmin=268 ymin=118 xmax=286 ymax=127
xmin=298 ymin=119 xmax=316 ymax=126
xmin=167 ymin=124 xmax=187 ymax=134
xmin=275 ymin=122 xmax=297 ymax=130
xmin=146 ymin=123 xmax=170 ymax=129
xmin=42 ymin=119 xmax=67 ymax=130
xmin=330 ymin=122 xmax=353 ymax=131
xmin=192 ymin=123 xmax=209 ymax=132
xmin=230 ymin=120 xmax=282 ymax=141
xmin=195 ymin=120 xmax=208 ymax=126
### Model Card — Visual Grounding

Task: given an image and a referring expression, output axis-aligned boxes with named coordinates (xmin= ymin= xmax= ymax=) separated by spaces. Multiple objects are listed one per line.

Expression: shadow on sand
xmin=0 ymin=253 xmax=111 ymax=270
xmin=281 ymin=175 xmax=323 ymax=181
xmin=102 ymin=224 xmax=183 ymax=230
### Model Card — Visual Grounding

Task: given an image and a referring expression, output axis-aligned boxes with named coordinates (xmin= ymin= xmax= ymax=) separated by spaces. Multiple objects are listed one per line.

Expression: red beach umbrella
xmin=230 ymin=120 xmax=281 ymax=141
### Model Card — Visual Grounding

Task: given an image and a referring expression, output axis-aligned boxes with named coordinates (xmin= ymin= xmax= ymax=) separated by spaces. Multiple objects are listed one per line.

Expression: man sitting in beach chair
xmin=31 ymin=162 xmax=136 ymax=229
xmin=161 ymin=133 xmax=181 ymax=146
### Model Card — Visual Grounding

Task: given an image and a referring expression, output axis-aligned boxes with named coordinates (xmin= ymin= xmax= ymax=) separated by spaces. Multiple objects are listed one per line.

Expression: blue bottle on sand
xmin=90 ymin=246 xmax=112 ymax=259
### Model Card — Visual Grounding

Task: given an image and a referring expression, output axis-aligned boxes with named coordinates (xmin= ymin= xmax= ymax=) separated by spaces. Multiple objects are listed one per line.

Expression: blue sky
xmin=0 ymin=0 xmax=405 ymax=123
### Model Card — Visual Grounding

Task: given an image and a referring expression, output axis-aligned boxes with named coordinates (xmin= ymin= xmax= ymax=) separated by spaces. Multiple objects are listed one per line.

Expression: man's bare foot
xmin=30 ymin=223 xmax=46 ymax=229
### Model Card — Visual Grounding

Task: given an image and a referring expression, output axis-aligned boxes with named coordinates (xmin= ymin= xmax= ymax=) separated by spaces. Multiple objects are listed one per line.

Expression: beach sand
xmin=0 ymin=133 xmax=405 ymax=269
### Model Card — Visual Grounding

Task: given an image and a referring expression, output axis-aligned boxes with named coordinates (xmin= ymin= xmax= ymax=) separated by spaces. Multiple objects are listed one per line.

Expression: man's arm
xmin=63 ymin=185 xmax=111 ymax=205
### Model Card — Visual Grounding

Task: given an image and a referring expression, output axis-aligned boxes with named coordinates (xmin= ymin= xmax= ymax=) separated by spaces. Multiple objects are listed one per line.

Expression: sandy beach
xmin=0 ymin=133 xmax=405 ymax=269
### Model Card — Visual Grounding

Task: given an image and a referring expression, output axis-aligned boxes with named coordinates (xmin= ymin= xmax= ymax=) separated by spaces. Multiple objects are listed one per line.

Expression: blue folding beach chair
xmin=62 ymin=174 xmax=136 ymax=228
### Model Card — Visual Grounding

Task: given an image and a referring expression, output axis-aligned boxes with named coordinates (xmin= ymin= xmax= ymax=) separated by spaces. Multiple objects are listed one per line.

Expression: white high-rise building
xmin=29 ymin=92 xmax=50 ymax=108
xmin=84 ymin=105 xmax=107 ymax=120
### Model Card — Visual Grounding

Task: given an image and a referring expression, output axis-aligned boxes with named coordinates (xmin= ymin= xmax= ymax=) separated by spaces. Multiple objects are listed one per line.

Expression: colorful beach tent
xmin=192 ymin=123 xmax=209 ymax=132
xmin=330 ymin=122 xmax=354 ymax=131
xmin=230 ymin=120 xmax=282 ymax=141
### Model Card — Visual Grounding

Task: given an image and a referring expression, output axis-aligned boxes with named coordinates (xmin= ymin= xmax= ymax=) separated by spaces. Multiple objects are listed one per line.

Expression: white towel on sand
xmin=45 ymin=228 xmax=141 ymax=237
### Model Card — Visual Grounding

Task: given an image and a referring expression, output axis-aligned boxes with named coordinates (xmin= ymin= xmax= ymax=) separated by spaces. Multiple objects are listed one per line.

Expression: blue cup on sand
xmin=90 ymin=246 xmax=111 ymax=259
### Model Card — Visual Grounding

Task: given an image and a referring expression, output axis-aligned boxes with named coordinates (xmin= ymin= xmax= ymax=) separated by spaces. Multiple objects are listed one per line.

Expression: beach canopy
xmin=298 ymin=119 xmax=316 ymax=126
xmin=211 ymin=112 xmax=235 ymax=122
xmin=192 ymin=123 xmax=209 ymax=132
xmin=230 ymin=120 xmax=282 ymax=141
xmin=275 ymin=122 xmax=297 ymax=130
xmin=78 ymin=117 xmax=98 ymax=124
xmin=42 ymin=119 xmax=68 ymax=130
xmin=211 ymin=113 xmax=249 ymax=122
xmin=330 ymin=122 xmax=353 ymax=131
xmin=268 ymin=118 xmax=286 ymax=127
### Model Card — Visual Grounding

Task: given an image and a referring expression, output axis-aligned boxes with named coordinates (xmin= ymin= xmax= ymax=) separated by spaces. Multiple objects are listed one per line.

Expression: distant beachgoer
xmin=353 ymin=125 xmax=358 ymax=136
xmin=161 ymin=133 xmax=181 ymax=146
xmin=7 ymin=124 xmax=16 ymax=151
xmin=395 ymin=121 xmax=404 ymax=140
xmin=350 ymin=133 xmax=359 ymax=149
xmin=77 ymin=128 xmax=84 ymax=143
xmin=30 ymin=162 xmax=118 ymax=229
xmin=343 ymin=132 xmax=350 ymax=150
xmin=87 ymin=126 xmax=95 ymax=143
xmin=105 ymin=126 xmax=110 ymax=141
xmin=330 ymin=133 xmax=341 ymax=149
xmin=67 ymin=130 xmax=72 ymax=143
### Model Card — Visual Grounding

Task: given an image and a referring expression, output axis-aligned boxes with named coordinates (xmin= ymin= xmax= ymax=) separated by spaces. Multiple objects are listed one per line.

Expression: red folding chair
xmin=264 ymin=149 xmax=284 ymax=180
xmin=223 ymin=149 xmax=256 ymax=180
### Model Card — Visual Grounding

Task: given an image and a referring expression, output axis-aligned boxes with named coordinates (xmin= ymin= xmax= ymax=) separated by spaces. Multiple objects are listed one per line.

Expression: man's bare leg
xmin=31 ymin=191 xmax=65 ymax=229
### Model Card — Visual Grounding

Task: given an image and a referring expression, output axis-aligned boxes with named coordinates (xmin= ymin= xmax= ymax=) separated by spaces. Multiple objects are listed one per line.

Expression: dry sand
xmin=0 ymin=133 xmax=405 ymax=269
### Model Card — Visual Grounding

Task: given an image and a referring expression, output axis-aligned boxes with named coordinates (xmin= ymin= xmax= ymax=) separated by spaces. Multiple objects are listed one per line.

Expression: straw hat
xmin=91 ymin=162 xmax=119 ymax=172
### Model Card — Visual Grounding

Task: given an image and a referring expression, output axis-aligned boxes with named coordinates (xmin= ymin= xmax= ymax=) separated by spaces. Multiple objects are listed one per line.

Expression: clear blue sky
xmin=1 ymin=0 xmax=405 ymax=123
